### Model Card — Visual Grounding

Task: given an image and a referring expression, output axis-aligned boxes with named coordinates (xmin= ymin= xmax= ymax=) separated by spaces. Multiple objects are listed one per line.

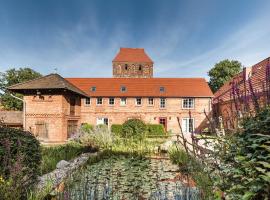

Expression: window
xmin=97 ymin=117 xmax=108 ymax=126
xmin=136 ymin=98 xmax=142 ymax=105
xmin=121 ymin=86 xmax=127 ymax=92
xmin=91 ymin=86 xmax=96 ymax=92
xmin=120 ymin=98 xmax=127 ymax=106
xmin=160 ymin=98 xmax=166 ymax=108
xmin=182 ymin=118 xmax=194 ymax=133
xmin=160 ymin=86 xmax=165 ymax=92
xmin=109 ymin=97 xmax=115 ymax=105
xmin=97 ymin=97 xmax=103 ymax=105
xmin=84 ymin=97 xmax=91 ymax=105
xmin=148 ymin=98 xmax=154 ymax=105
xmin=182 ymin=98 xmax=195 ymax=108
xmin=139 ymin=65 xmax=142 ymax=71
xmin=125 ymin=64 xmax=128 ymax=70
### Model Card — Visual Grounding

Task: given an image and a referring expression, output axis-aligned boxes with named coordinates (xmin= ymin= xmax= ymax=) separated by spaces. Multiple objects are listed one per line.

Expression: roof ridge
xmin=7 ymin=73 xmax=53 ymax=89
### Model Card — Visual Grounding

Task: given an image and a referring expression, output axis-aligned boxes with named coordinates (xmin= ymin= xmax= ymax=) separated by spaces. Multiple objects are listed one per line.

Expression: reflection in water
xmin=56 ymin=155 xmax=200 ymax=200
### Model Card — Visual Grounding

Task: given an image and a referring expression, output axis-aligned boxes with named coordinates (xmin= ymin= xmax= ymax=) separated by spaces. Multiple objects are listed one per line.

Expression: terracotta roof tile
xmin=113 ymin=48 xmax=153 ymax=63
xmin=65 ymin=78 xmax=213 ymax=97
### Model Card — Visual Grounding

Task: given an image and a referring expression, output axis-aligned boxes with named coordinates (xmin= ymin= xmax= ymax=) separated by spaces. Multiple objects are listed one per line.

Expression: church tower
xmin=112 ymin=48 xmax=153 ymax=78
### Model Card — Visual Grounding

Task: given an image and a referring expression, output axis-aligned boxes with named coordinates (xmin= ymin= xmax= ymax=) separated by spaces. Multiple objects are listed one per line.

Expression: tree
xmin=0 ymin=68 xmax=42 ymax=110
xmin=208 ymin=59 xmax=242 ymax=93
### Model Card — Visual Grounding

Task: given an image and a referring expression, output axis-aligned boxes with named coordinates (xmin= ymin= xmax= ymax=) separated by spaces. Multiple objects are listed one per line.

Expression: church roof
xmin=66 ymin=77 xmax=213 ymax=97
xmin=113 ymin=48 xmax=153 ymax=63
xmin=8 ymin=73 xmax=88 ymax=97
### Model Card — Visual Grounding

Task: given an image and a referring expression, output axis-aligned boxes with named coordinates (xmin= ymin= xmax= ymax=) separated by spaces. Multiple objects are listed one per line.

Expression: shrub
xmin=146 ymin=124 xmax=165 ymax=136
xmin=81 ymin=123 xmax=94 ymax=133
xmin=111 ymin=124 xmax=123 ymax=136
xmin=0 ymin=127 xmax=41 ymax=199
xmin=122 ymin=119 xmax=147 ymax=139
xmin=216 ymin=107 xmax=270 ymax=199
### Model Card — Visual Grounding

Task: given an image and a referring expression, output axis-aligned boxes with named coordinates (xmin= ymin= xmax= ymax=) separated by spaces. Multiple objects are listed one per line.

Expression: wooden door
xmin=159 ymin=117 xmax=167 ymax=131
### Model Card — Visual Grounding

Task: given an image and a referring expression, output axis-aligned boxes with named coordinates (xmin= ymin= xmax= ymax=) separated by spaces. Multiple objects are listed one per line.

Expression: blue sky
xmin=0 ymin=0 xmax=269 ymax=79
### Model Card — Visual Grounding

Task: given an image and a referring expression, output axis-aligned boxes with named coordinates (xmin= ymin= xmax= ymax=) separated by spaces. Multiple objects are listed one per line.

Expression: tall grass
xmin=40 ymin=142 xmax=92 ymax=175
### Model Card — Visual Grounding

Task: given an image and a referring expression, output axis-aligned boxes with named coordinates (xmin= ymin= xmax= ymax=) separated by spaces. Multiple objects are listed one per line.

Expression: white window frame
xmin=96 ymin=97 xmax=103 ymax=105
xmin=96 ymin=117 xmax=109 ymax=126
xmin=182 ymin=118 xmax=195 ymax=133
xmin=160 ymin=98 xmax=166 ymax=108
xmin=148 ymin=97 xmax=154 ymax=106
xmin=84 ymin=97 xmax=91 ymax=106
xmin=182 ymin=98 xmax=195 ymax=109
xmin=120 ymin=97 xmax=127 ymax=106
xmin=109 ymin=97 xmax=115 ymax=105
xmin=135 ymin=98 xmax=142 ymax=106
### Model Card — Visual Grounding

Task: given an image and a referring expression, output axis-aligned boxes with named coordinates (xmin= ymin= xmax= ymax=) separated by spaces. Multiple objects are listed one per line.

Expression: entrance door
xmin=159 ymin=117 xmax=167 ymax=131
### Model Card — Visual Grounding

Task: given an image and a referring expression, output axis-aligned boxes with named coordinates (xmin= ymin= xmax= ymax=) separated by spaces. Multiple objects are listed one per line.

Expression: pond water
xmin=56 ymin=155 xmax=200 ymax=200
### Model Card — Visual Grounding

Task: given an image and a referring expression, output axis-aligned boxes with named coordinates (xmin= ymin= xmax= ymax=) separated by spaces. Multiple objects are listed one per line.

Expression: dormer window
xmin=121 ymin=86 xmax=127 ymax=92
xmin=160 ymin=86 xmax=165 ymax=92
xmin=91 ymin=86 xmax=96 ymax=92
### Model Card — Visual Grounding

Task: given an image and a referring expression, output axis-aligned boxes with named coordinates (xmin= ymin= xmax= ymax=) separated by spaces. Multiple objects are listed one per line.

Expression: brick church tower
xmin=112 ymin=48 xmax=153 ymax=78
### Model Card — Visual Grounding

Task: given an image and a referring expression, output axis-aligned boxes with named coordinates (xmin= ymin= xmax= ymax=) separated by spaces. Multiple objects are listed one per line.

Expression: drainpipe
xmin=10 ymin=94 xmax=26 ymax=130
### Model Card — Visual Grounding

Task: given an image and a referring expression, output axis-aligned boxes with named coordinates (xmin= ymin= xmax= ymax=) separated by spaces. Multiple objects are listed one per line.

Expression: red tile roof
xmin=112 ymin=48 xmax=153 ymax=63
xmin=213 ymin=57 xmax=270 ymax=103
xmin=65 ymin=78 xmax=213 ymax=97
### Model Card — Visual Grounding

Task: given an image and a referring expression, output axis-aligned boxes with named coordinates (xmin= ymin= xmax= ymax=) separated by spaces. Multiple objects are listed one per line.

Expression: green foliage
xmin=111 ymin=124 xmax=123 ymax=136
xmin=208 ymin=59 xmax=242 ymax=93
xmin=0 ymin=127 xmax=41 ymax=199
xmin=169 ymin=146 xmax=213 ymax=199
xmin=122 ymin=119 xmax=147 ymax=139
xmin=0 ymin=68 xmax=42 ymax=110
xmin=216 ymin=107 xmax=270 ymax=199
xmin=41 ymin=142 xmax=91 ymax=174
xmin=146 ymin=124 xmax=166 ymax=136
xmin=81 ymin=123 xmax=94 ymax=133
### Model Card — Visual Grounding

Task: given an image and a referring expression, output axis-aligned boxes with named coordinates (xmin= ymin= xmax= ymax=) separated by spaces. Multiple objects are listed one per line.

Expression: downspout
xmin=10 ymin=94 xmax=26 ymax=130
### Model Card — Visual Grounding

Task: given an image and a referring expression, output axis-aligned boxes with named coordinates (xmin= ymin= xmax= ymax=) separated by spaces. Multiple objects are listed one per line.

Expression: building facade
xmin=9 ymin=48 xmax=213 ymax=143
xmin=213 ymin=57 xmax=270 ymax=129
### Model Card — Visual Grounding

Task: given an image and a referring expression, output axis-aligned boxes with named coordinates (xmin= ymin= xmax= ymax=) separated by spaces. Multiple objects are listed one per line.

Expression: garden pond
xmin=55 ymin=155 xmax=200 ymax=200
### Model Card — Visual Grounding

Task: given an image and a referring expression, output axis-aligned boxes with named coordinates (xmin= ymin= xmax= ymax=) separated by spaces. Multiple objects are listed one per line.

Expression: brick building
xmin=213 ymin=57 xmax=270 ymax=129
xmin=8 ymin=48 xmax=213 ymax=143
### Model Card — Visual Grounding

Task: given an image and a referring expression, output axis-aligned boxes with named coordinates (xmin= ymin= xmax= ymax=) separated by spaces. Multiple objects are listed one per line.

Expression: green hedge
xmin=111 ymin=123 xmax=166 ymax=137
xmin=146 ymin=124 xmax=165 ymax=136
xmin=111 ymin=124 xmax=123 ymax=136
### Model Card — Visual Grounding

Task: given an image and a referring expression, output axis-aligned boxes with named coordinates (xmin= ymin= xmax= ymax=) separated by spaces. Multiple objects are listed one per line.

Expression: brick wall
xmin=24 ymin=94 xmax=81 ymax=143
xmin=80 ymin=97 xmax=211 ymax=133
xmin=112 ymin=61 xmax=153 ymax=78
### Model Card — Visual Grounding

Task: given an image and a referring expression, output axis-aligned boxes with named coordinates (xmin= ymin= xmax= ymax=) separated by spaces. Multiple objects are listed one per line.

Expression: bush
xmin=111 ymin=124 xmax=123 ymax=136
xmin=216 ymin=107 xmax=270 ymax=199
xmin=122 ymin=119 xmax=147 ymax=139
xmin=146 ymin=124 xmax=165 ymax=136
xmin=81 ymin=123 xmax=94 ymax=133
xmin=0 ymin=127 xmax=41 ymax=199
